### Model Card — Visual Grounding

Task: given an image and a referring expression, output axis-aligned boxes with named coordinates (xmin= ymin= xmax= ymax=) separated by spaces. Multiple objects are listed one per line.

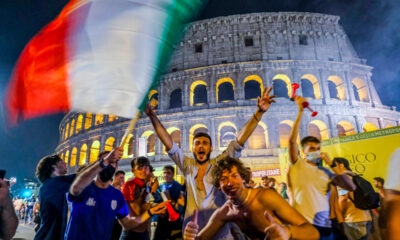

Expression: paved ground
xmin=12 ymin=221 xmax=35 ymax=240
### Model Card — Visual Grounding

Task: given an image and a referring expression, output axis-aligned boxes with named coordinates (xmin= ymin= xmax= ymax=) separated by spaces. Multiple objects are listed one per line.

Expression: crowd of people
xmin=0 ymin=87 xmax=399 ymax=240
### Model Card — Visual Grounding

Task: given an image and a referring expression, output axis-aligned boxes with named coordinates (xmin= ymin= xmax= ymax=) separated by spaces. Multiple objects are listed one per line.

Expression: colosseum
xmin=56 ymin=12 xmax=400 ymax=182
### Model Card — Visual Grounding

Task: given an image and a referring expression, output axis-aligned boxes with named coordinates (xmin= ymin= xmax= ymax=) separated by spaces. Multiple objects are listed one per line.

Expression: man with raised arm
xmin=145 ymin=86 xmax=276 ymax=239
xmin=64 ymin=149 xmax=168 ymax=240
xmin=287 ymin=96 xmax=356 ymax=240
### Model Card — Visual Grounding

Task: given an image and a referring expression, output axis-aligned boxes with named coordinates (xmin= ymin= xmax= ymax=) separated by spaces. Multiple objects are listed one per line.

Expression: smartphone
xmin=0 ymin=170 xmax=5 ymax=180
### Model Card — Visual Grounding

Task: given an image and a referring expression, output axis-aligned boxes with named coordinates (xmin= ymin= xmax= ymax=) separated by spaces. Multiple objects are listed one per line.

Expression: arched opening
xmin=248 ymin=122 xmax=268 ymax=149
xmin=79 ymin=144 xmax=87 ymax=166
xmin=216 ymin=78 xmax=234 ymax=103
xmin=60 ymin=153 xmax=64 ymax=162
xmin=123 ymin=134 xmax=134 ymax=158
xmin=309 ymin=120 xmax=329 ymax=140
xmin=142 ymin=131 xmax=156 ymax=156
xmin=105 ymin=137 xmax=116 ymax=152
xmin=148 ymin=90 xmax=159 ymax=110
xmin=301 ymin=74 xmax=321 ymax=99
xmin=65 ymin=150 xmax=69 ymax=164
xmin=337 ymin=121 xmax=356 ymax=137
xmin=164 ymin=127 xmax=181 ymax=154
xmin=108 ymin=115 xmax=118 ymax=122
xmin=95 ymin=114 xmax=104 ymax=125
xmin=69 ymin=119 xmax=75 ymax=137
xmin=85 ymin=113 xmax=92 ymax=130
xmin=169 ymin=88 xmax=182 ymax=109
xmin=64 ymin=123 xmax=69 ymax=140
xmin=244 ymin=75 xmax=263 ymax=100
xmin=90 ymin=141 xmax=100 ymax=163
xmin=363 ymin=122 xmax=378 ymax=132
xmin=189 ymin=124 xmax=209 ymax=150
xmin=273 ymin=74 xmax=292 ymax=98
xmin=328 ymin=76 xmax=346 ymax=100
xmin=70 ymin=147 xmax=77 ymax=167
xmin=76 ymin=115 xmax=83 ymax=134
xmin=385 ymin=125 xmax=393 ymax=129
xmin=190 ymin=81 xmax=208 ymax=106
xmin=218 ymin=122 xmax=237 ymax=151
xmin=279 ymin=120 xmax=293 ymax=148
xmin=352 ymin=78 xmax=369 ymax=102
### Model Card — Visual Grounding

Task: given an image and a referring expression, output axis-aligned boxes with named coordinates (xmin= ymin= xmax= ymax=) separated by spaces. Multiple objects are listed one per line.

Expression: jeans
xmin=314 ymin=225 xmax=334 ymax=240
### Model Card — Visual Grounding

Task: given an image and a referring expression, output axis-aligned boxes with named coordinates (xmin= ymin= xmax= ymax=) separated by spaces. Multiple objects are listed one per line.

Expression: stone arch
xmin=218 ymin=121 xmax=237 ymax=151
xmin=123 ymin=134 xmax=135 ymax=158
xmin=189 ymin=124 xmax=209 ymax=150
xmin=64 ymin=123 xmax=69 ymax=140
xmin=65 ymin=150 xmax=70 ymax=164
xmin=85 ymin=113 xmax=92 ymax=130
xmin=108 ymin=115 xmax=118 ymax=122
xmin=95 ymin=114 xmax=104 ymax=125
xmin=169 ymin=88 xmax=182 ymax=109
xmin=244 ymin=75 xmax=263 ymax=100
xmin=190 ymin=80 xmax=208 ymax=106
xmin=363 ymin=122 xmax=378 ymax=132
xmin=105 ymin=137 xmax=116 ymax=152
xmin=69 ymin=119 xmax=75 ymax=137
xmin=273 ymin=74 xmax=292 ymax=98
xmin=76 ymin=114 xmax=83 ymax=134
xmin=148 ymin=90 xmax=159 ymax=110
xmin=328 ymin=75 xmax=346 ymax=100
xmin=309 ymin=120 xmax=329 ymax=140
xmin=216 ymin=78 xmax=234 ymax=103
xmin=248 ymin=121 xmax=269 ymax=149
xmin=301 ymin=74 xmax=321 ymax=99
xmin=279 ymin=120 xmax=293 ymax=148
xmin=337 ymin=121 xmax=356 ymax=137
xmin=90 ymin=140 xmax=100 ymax=163
xmin=142 ymin=130 xmax=156 ymax=156
xmin=352 ymin=78 xmax=369 ymax=102
xmin=79 ymin=144 xmax=87 ymax=166
xmin=70 ymin=147 xmax=78 ymax=167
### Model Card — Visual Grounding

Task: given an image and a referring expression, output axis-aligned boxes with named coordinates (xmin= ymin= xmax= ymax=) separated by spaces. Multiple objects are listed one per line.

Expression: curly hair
xmin=212 ymin=157 xmax=250 ymax=188
xmin=36 ymin=155 xmax=62 ymax=183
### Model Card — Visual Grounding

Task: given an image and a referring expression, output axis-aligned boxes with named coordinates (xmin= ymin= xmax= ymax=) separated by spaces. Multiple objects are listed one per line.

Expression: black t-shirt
xmin=34 ymin=174 xmax=76 ymax=240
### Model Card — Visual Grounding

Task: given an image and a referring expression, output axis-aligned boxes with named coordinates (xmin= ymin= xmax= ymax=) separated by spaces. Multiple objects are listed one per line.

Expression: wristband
xmin=147 ymin=209 xmax=153 ymax=217
xmin=253 ymin=113 xmax=260 ymax=122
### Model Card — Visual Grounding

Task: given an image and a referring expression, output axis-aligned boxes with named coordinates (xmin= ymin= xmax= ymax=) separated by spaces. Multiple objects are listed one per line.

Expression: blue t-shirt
xmin=65 ymin=182 xmax=129 ymax=240
xmin=34 ymin=174 xmax=76 ymax=240
xmin=157 ymin=180 xmax=182 ymax=202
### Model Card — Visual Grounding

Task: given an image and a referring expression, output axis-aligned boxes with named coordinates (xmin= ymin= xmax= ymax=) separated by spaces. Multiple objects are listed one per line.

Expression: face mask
xmin=99 ymin=165 xmax=116 ymax=182
xmin=306 ymin=150 xmax=321 ymax=165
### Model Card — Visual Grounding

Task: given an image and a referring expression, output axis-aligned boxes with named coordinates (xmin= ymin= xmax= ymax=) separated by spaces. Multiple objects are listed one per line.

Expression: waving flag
xmin=6 ymin=0 xmax=205 ymax=123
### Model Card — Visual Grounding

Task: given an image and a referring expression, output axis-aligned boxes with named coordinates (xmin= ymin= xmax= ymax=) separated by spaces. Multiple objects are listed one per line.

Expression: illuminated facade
xmin=56 ymin=12 xmax=400 ymax=181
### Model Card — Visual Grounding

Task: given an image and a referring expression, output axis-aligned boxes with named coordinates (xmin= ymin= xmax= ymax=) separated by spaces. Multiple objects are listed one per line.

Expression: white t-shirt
xmin=386 ymin=148 xmax=400 ymax=191
xmin=288 ymin=157 xmax=335 ymax=227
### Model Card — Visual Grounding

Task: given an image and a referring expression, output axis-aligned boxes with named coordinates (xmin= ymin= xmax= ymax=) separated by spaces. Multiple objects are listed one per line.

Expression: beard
xmin=193 ymin=152 xmax=211 ymax=164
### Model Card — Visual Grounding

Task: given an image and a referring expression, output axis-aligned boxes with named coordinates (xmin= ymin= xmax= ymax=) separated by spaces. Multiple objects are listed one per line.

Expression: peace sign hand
xmin=257 ymin=86 xmax=277 ymax=112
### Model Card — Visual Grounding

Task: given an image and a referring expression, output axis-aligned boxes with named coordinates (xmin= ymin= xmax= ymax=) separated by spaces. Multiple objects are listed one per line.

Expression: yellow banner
xmin=279 ymin=126 xmax=400 ymax=185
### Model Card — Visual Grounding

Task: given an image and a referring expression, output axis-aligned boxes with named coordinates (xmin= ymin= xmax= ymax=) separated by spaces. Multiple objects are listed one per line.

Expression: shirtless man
xmin=184 ymin=157 xmax=319 ymax=240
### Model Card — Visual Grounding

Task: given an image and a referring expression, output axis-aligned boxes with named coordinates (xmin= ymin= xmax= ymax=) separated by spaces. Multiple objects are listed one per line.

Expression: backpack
xmin=349 ymin=175 xmax=381 ymax=210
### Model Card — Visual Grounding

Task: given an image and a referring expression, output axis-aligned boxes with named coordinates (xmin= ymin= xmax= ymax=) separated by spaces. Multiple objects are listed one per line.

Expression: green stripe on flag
xmin=138 ymin=0 xmax=207 ymax=112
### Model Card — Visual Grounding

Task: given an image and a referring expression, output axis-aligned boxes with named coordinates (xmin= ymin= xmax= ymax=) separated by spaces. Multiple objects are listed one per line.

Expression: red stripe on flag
xmin=6 ymin=0 xmax=85 ymax=123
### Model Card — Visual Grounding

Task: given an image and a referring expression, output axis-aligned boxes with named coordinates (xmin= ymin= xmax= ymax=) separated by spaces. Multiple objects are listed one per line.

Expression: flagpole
xmin=119 ymin=110 xmax=141 ymax=149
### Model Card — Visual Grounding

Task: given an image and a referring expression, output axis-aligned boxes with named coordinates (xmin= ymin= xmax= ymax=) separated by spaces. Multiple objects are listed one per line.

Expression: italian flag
xmin=6 ymin=0 xmax=205 ymax=123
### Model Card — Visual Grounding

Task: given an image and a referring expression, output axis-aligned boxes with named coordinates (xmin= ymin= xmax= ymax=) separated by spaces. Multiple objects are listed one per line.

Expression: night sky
xmin=1 ymin=0 xmax=399 ymax=180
